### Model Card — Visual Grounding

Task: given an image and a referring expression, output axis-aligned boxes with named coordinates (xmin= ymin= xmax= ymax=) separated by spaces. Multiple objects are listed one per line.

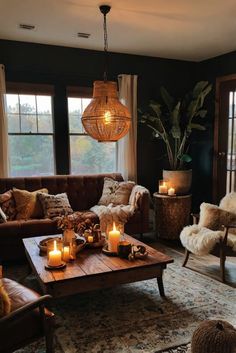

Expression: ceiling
xmin=0 ymin=0 xmax=236 ymax=62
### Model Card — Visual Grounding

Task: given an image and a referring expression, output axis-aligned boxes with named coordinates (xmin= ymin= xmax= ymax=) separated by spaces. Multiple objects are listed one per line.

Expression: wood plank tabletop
xmin=23 ymin=234 xmax=173 ymax=285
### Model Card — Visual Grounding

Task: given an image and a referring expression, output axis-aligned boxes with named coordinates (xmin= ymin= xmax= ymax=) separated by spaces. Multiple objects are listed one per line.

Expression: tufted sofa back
xmin=0 ymin=173 xmax=123 ymax=211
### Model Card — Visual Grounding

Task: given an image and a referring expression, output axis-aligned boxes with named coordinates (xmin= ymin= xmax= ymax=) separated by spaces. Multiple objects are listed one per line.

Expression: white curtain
xmin=117 ymin=74 xmax=138 ymax=182
xmin=0 ymin=65 xmax=9 ymax=177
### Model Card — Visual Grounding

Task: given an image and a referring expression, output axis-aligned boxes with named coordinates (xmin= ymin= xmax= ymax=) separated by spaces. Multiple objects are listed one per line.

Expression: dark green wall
xmin=0 ymin=39 xmax=197 ymax=196
xmin=190 ymin=51 xmax=236 ymax=209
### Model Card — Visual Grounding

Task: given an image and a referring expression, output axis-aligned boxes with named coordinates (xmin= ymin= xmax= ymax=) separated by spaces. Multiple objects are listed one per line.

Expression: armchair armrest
xmin=221 ymin=223 xmax=236 ymax=245
xmin=0 ymin=294 xmax=53 ymax=327
xmin=191 ymin=213 xmax=200 ymax=225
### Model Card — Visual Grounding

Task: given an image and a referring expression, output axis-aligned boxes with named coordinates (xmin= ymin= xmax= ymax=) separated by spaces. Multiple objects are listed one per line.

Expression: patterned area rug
xmin=8 ymin=245 xmax=235 ymax=353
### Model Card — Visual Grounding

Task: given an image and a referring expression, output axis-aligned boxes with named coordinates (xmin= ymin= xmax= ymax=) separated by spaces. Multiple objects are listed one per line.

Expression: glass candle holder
xmin=47 ymin=239 xmax=63 ymax=267
xmin=158 ymin=179 xmax=168 ymax=194
xmin=69 ymin=238 xmax=77 ymax=261
xmin=62 ymin=242 xmax=71 ymax=262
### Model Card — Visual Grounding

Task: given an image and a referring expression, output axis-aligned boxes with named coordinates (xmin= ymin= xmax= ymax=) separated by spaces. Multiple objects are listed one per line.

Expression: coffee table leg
xmin=157 ymin=276 xmax=165 ymax=297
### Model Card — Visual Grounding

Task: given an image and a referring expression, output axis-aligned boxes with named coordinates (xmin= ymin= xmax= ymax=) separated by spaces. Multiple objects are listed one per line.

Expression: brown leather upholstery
xmin=0 ymin=173 xmax=149 ymax=260
xmin=0 ymin=278 xmax=54 ymax=353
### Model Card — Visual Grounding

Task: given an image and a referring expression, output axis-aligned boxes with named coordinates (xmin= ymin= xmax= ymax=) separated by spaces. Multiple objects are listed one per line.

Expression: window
xmin=6 ymin=94 xmax=55 ymax=177
xmin=68 ymin=97 xmax=117 ymax=174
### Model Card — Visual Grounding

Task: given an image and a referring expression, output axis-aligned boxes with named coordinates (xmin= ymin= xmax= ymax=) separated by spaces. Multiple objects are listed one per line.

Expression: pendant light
xmin=81 ymin=5 xmax=131 ymax=142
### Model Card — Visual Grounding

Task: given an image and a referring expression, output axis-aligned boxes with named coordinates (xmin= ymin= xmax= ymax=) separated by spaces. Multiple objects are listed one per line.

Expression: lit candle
xmin=63 ymin=246 xmax=70 ymax=262
xmin=88 ymin=235 xmax=94 ymax=243
xmin=168 ymin=187 xmax=175 ymax=196
xmin=108 ymin=222 xmax=121 ymax=253
xmin=159 ymin=182 xmax=168 ymax=194
xmin=48 ymin=240 xmax=62 ymax=267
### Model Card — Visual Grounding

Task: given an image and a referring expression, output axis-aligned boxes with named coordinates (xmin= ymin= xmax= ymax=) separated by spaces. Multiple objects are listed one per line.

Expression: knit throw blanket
xmin=91 ymin=185 xmax=149 ymax=232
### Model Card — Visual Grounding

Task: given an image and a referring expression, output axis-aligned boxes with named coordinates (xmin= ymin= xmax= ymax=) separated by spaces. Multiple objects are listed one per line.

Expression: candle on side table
xmin=48 ymin=240 xmax=62 ymax=267
xmin=108 ymin=222 xmax=121 ymax=253
xmin=168 ymin=187 xmax=176 ymax=196
xmin=159 ymin=181 xmax=168 ymax=194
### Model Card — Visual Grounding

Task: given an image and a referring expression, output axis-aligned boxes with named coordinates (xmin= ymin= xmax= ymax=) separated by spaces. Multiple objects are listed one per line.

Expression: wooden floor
xmin=141 ymin=233 xmax=236 ymax=288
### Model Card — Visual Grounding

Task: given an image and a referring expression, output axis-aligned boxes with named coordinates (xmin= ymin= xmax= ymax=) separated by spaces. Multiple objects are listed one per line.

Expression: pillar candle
xmin=108 ymin=222 xmax=121 ymax=253
xmin=48 ymin=240 xmax=62 ymax=267
xmin=168 ymin=187 xmax=175 ymax=196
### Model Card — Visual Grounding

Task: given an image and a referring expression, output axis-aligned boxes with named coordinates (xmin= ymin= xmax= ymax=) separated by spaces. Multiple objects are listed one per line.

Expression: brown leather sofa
xmin=0 ymin=173 xmax=149 ymax=261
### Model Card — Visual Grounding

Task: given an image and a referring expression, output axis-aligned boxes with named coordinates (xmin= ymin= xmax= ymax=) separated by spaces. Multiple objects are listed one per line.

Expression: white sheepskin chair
xmin=180 ymin=192 xmax=236 ymax=282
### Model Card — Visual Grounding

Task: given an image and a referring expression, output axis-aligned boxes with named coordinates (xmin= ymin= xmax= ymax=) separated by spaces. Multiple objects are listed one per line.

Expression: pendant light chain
xmin=81 ymin=5 xmax=131 ymax=142
xmin=103 ymin=12 xmax=109 ymax=82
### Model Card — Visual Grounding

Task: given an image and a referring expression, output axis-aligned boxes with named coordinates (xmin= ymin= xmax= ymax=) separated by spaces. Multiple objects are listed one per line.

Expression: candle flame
xmin=163 ymin=182 xmax=166 ymax=187
xmin=53 ymin=240 xmax=57 ymax=251
xmin=113 ymin=222 xmax=117 ymax=231
xmin=104 ymin=111 xmax=111 ymax=125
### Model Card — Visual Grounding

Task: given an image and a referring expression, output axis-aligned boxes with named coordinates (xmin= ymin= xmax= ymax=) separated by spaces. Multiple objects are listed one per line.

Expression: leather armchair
xmin=0 ymin=267 xmax=55 ymax=353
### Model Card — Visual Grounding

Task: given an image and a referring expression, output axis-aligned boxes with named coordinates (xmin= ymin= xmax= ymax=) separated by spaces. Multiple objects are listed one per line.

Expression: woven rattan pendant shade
xmin=82 ymin=80 xmax=131 ymax=142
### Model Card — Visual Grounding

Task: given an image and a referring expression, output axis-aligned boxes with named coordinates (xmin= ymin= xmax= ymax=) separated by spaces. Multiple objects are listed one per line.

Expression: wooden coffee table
xmin=23 ymin=234 xmax=173 ymax=298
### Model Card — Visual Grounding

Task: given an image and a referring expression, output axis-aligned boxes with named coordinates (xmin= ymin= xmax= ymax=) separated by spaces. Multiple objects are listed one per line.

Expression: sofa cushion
xmin=98 ymin=177 xmax=135 ymax=206
xmin=38 ymin=192 xmax=73 ymax=218
xmin=13 ymin=187 xmax=48 ymax=220
xmin=0 ymin=190 xmax=16 ymax=220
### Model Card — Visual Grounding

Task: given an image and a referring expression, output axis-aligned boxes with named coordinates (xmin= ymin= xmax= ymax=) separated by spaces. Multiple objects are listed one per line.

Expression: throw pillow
xmin=198 ymin=202 xmax=236 ymax=231
xmin=38 ymin=192 xmax=73 ymax=219
xmin=98 ymin=177 xmax=135 ymax=206
xmin=219 ymin=192 xmax=236 ymax=214
xmin=0 ymin=207 xmax=7 ymax=223
xmin=0 ymin=279 xmax=11 ymax=317
xmin=13 ymin=188 xmax=48 ymax=220
xmin=0 ymin=190 xmax=17 ymax=220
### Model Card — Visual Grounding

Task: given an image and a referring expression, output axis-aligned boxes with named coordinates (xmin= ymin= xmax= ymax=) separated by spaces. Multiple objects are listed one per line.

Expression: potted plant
xmin=139 ymin=81 xmax=212 ymax=194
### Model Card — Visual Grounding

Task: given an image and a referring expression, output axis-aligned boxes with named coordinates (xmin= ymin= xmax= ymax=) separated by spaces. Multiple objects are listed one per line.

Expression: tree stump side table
xmin=153 ymin=192 xmax=192 ymax=240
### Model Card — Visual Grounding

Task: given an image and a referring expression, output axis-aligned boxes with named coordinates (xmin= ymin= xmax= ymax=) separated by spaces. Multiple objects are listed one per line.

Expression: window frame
xmin=6 ymin=83 xmax=56 ymax=177
xmin=67 ymin=86 xmax=118 ymax=175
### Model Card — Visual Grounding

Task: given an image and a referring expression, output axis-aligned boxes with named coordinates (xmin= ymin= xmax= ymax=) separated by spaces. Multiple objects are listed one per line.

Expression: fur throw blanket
xmin=91 ymin=185 xmax=149 ymax=232
xmin=180 ymin=225 xmax=236 ymax=255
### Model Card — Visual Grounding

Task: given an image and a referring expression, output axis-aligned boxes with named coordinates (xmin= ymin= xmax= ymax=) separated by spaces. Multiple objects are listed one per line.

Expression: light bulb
xmin=104 ymin=111 xmax=111 ymax=125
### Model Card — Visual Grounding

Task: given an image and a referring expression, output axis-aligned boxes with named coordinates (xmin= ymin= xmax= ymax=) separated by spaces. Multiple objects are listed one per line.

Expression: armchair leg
xmin=45 ymin=320 xmax=54 ymax=353
xmin=220 ymin=247 xmax=226 ymax=283
xmin=182 ymin=249 xmax=190 ymax=267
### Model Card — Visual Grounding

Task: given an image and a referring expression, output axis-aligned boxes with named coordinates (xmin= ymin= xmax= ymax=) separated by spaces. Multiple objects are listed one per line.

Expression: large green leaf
xmin=199 ymin=84 xmax=212 ymax=107
xmin=189 ymin=123 xmax=206 ymax=131
xmin=149 ymin=102 xmax=162 ymax=118
xmin=179 ymin=154 xmax=192 ymax=162
xmin=196 ymin=109 xmax=207 ymax=118
xmin=171 ymin=101 xmax=181 ymax=138
xmin=193 ymin=81 xmax=209 ymax=98
xmin=160 ymin=87 xmax=174 ymax=113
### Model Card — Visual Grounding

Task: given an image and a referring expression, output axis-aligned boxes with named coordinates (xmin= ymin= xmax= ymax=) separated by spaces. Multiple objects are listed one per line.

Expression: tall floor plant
xmin=140 ymin=81 xmax=212 ymax=170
